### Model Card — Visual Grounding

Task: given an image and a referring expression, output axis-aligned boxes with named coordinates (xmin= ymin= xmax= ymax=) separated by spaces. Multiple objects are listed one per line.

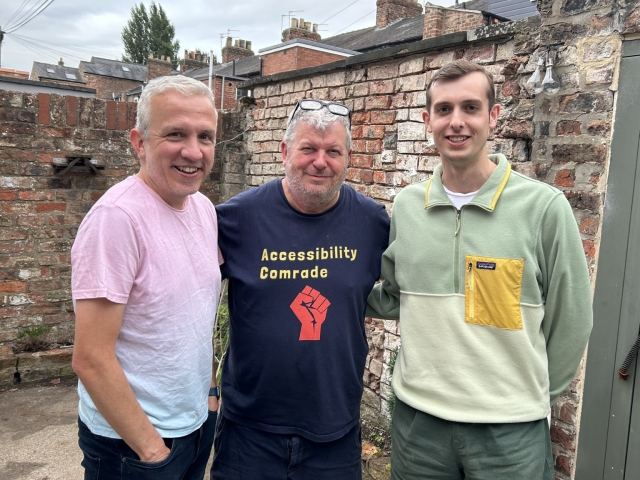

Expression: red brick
xmin=18 ymin=190 xmax=55 ymax=201
xmin=38 ymin=93 xmax=50 ymax=124
xmin=2 ymin=202 xmax=31 ymax=214
xmin=373 ymin=171 xmax=386 ymax=183
xmin=583 ymin=239 xmax=596 ymax=258
xmin=0 ymin=190 xmax=16 ymax=200
xmin=66 ymin=96 xmax=77 ymax=126
xmin=366 ymin=140 xmax=383 ymax=153
xmin=106 ymin=101 xmax=117 ymax=130
xmin=0 ymin=281 xmax=26 ymax=292
xmin=554 ymin=169 xmax=574 ymax=187
xmin=351 ymin=112 xmax=370 ymax=125
xmin=370 ymin=110 xmax=396 ymax=124
xmin=350 ymin=154 xmax=373 ymax=168
xmin=579 ymin=215 xmax=599 ymax=235
xmin=362 ymin=125 xmax=385 ymax=139
xmin=35 ymin=202 xmax=66 ymax=212
xmin=556 ymin=120 xmax=581 ymax=135
xmin=117 ymin=102 xmax=128 ymax=130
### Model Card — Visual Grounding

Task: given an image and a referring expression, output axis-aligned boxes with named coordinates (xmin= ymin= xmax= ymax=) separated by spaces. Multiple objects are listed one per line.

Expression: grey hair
xmin=283 ymin=107 xmax=351 ymax=153
xmin=135 ymin=75 xmax=217 ymax=139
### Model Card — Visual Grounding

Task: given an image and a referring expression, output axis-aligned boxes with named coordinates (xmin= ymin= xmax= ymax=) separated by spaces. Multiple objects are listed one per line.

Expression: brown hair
xmin=425 ymin=60 xmax=496 ymax=113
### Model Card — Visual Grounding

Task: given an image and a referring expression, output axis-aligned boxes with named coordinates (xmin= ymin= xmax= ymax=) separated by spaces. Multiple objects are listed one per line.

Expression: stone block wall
xmin=0 ymin=90 xmax=223 ymax=346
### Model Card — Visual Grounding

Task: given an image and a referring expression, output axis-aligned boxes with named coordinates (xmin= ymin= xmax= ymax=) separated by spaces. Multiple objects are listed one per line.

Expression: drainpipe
xmin=221 ymin=77 xmax=225 ymax=110
xmin=208 ymin=50 xmax=213 ymax=90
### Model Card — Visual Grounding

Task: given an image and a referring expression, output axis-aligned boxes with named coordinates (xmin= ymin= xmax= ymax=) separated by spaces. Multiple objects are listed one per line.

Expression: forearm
xmin=76 ymin=354 xmax=167 ymax=461
xmin=208 ymin=359 xmax=219 ymax=411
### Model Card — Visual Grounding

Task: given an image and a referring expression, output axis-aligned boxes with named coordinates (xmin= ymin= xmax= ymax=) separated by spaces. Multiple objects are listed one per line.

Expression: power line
xmin=6 ymin=0 xmax=55 ymax=34
xmin=319 ymin=0 xmax=360 ymax=26
xmin=5 ymin=0 xmax=31 ymax=28
xmin=333 ymin=10 xmax=375 ymax=35
xmin=10 ymin=32 xmax=120 ymax=57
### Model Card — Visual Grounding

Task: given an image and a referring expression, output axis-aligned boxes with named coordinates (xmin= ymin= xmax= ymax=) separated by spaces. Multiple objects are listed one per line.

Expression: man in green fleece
xmin=367 ymin=59 xmax=593 ymax=479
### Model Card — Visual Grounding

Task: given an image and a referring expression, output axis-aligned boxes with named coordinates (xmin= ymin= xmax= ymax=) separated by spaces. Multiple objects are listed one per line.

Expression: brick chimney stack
xmin=179 ymin=49 xmax=210 ymax=72
xmin=221 ymin=37 xmax=254 ymax=64
xmin=423 ymin=5 xmax=487 ymax=39
xmin=146 ymin=53 xmax=173 ymax=81
xmin=281 ymin=18 xmax=321 ymax=42
xmin=376 ymin=0 xmax=423 ymax=28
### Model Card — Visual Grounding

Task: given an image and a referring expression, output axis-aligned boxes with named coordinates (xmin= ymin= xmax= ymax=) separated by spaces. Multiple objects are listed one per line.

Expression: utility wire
xmin=5 ymin=0 xmax=52 ymax=31
xmin=8 ymin=32 xmax=89 ymax=62
xmin=10 ymin=32 xmax=120 ymax=57
xmin=5 ymin=0 xmax=31 ymax=28
xmin=334 ymin=10 xmax=375 ymax=35
xmin=319 ymin=0 xmax=360 ymax=26
xmin=6 ymin=0 xmax=55 ymax=34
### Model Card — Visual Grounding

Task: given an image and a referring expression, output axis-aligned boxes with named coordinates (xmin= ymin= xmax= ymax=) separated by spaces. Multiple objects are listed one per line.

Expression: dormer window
xmin=122 ymin=66 xmax=130 ymax=72
xmin=46 ymin=68 xmax=55 ymax=73
xmin=65 ymin=73 xmax=76 ymax=79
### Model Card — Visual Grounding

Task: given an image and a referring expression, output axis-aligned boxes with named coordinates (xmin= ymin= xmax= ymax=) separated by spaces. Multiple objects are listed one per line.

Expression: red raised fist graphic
xmin=290 ymin=286 xmax=331 ymax=341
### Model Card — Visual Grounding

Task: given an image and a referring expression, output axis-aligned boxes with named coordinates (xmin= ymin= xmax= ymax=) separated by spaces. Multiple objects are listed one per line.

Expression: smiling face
xmin=129 ymin=90 xmax=217 ymax=209
xmin=280 ymin=120 xmax=349 ymax=214
xmin=423 ymin=71 xmax=500 ymax=170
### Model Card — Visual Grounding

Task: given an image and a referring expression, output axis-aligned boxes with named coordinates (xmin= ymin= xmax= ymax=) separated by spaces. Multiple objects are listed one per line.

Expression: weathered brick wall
xmin=80 ymin=71 xmax=142 ymax=101
xmin=262 ymin=47 xmax=347 ymax=76
xmin=222 ymin=45 xmax=254 ymax=64
xmin=239 ymin=0 xmax=640 ymax=470
xmin=209 ymin=77 xmax=239 ymax=111
xmin=281 ymin=27 xmax=322 ymax=43
xmin=376 ymin=0 xmax=423 ymax=28
xmin=0 ymin=90 xmax=222 ymax=346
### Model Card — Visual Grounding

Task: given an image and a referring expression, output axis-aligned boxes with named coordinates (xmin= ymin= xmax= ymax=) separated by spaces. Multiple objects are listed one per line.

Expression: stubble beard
xmin=285 ymin=161 xmax=346 ymax=211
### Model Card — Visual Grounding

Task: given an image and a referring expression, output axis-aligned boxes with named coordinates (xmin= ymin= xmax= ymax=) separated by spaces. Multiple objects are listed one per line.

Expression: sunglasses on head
xmin=288 ymin=99 xmax=351 ymax=126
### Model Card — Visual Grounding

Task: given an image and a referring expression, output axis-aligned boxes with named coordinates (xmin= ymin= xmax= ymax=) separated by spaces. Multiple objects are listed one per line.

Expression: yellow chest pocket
xmin=464 ymin=255 xmax=524 ymax=330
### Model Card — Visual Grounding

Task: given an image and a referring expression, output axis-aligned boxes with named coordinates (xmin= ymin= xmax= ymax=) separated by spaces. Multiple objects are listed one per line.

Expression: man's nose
xmin=450 ymin=108 xmax=465 ymax=129
xmin=312 ymin=150 xmax=329 ymax=168
xmin=181 ymin=136 xmax=204 ymax=160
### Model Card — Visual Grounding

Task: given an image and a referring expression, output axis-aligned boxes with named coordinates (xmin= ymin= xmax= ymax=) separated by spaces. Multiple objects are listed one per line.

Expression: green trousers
xmin=390 ymin=399 xmax=554 ymax=480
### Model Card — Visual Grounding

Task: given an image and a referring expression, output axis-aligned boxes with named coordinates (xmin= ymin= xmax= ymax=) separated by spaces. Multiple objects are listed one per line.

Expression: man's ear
xmin=280 ymin=140 xmax=288 ymax=165
xmin=130 ymin=129 xmax=146 ymax=160
xmin=422 ymin=110 xmax=432 ymax=133
xmin=489 ymin=103 xmax=500 ymax=129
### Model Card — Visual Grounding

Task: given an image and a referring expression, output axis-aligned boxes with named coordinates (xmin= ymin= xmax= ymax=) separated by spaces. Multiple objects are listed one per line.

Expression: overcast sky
xmin=0 ymin=0 xmax=451 ymax=73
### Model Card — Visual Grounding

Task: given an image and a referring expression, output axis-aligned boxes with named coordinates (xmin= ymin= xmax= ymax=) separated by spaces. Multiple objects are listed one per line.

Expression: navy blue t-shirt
xmin=216 ymin=179 xmax=390 ymax=441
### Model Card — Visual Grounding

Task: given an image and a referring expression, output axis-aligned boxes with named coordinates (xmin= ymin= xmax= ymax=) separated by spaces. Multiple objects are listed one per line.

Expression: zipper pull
xmin=467 ymin=261 xmax=473 ymax=289
xmin=454 ymin=210 xmax=461 ymax=236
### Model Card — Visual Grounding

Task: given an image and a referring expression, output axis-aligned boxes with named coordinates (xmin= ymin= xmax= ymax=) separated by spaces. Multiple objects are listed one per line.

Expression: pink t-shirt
xmin=71 ymin=175 xmax=222 ymax=438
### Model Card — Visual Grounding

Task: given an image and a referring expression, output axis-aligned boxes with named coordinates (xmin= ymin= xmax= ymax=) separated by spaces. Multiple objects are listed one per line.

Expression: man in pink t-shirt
xmin=71 ymin=75 xmax=221 ymax=480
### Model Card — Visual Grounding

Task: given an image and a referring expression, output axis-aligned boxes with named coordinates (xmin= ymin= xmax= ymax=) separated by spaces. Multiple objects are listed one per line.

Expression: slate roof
xmin=31 ymin=62 xmax=85 ymax=84
xmin=184 ymin=55 xmax=261 ymax=80
xmin=80 ymin=57 xmax=147 ymax=81
xmin=259 ymin=38 xmax=360 ymax=56
xmin=320 ymin=15 xmax=425 ymax=53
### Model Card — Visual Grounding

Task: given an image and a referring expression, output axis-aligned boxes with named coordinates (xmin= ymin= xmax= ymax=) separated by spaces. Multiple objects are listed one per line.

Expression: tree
xmin=121 ymin=2 xmax=180 ymax=69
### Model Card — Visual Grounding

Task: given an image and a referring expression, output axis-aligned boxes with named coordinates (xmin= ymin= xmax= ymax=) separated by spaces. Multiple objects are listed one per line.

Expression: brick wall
xmin=222 ymin=38 xmax=254 ymax=64
xmin=80 ymin=71 xmax=142 ymax=101
xmin=423 ymin=6 xmax=487 ymax=38
xmin=261 ymin=47 xmax=347 ymax=76
xmin=0 ymin=90 xmax=222 ymax=345
xmin=376 ymin=0 xmax=423 ymax=28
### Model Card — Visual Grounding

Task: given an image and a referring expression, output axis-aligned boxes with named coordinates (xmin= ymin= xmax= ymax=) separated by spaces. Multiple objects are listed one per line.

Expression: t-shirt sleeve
xmin=71 ymin=204 xmax=139 ymax=304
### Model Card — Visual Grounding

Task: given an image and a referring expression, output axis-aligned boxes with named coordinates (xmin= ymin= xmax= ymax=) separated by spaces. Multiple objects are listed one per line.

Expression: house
xmin=0 ymin=74 xmax=95 ymax=97
xmin=30 ymin=59 xmax=85 ymax=87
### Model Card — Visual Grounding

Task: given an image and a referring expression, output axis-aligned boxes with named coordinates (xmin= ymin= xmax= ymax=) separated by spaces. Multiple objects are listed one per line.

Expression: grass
xmin=213 ymin=279 xmax=230 ymax=384
xmin=13 ymin=324 xmax=74 ymax=353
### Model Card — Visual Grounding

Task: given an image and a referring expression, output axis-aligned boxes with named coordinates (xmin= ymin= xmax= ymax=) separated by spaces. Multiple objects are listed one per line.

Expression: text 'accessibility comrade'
xmin=259 ymin=246 xmax=358 ymax=280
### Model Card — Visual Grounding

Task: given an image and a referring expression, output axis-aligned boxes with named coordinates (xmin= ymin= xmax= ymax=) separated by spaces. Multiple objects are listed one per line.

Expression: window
xmin=46 ymin=68 xmax=55 ymax=73
xmin=122 ymin=66 xmax=130 ymax=72
xmin=65 ymin=73 xmax=76 ymax=79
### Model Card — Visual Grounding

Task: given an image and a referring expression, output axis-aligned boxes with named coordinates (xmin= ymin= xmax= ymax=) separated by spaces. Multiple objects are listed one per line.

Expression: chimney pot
xmin=313 ymin=23 xmax=318 ymax=33
xmin=167 ymin=56 xmax=171 ymax=63
xmin=246 ymin=41 xmax=252 ymax=51
xmin=291 ymin=18 xmax=299 ymax=28
xmin=58 ymin=58 xmax=64 ymax=66
xmin=226 ymin=36 xmax=232 ymax=47
xmin=149 ymin=52 xmax=154 ymax=59
xmin=299 ymin=17 xmax=305 ymax=27
xmin=239 ymin=39 xmax=246 ymax=49
xmin=184 ymin=49 xmax=188 ymax=59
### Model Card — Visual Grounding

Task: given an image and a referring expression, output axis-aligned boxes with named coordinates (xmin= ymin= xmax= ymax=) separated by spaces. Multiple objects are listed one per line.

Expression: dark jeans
xmin=78 ymin=410 xmax=216 ymax=480
xmin=210 ymin=413 xmax=362 ymax=480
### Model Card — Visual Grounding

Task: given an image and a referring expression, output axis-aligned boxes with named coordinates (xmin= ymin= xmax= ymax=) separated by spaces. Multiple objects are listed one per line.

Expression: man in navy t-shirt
xmin=211 ymin=99 xmax=390 ymax=479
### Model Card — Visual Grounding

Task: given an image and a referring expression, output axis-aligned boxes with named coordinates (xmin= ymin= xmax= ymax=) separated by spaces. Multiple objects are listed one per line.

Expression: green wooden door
xmin=576 ymin=39 xmax=640 ymax=480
